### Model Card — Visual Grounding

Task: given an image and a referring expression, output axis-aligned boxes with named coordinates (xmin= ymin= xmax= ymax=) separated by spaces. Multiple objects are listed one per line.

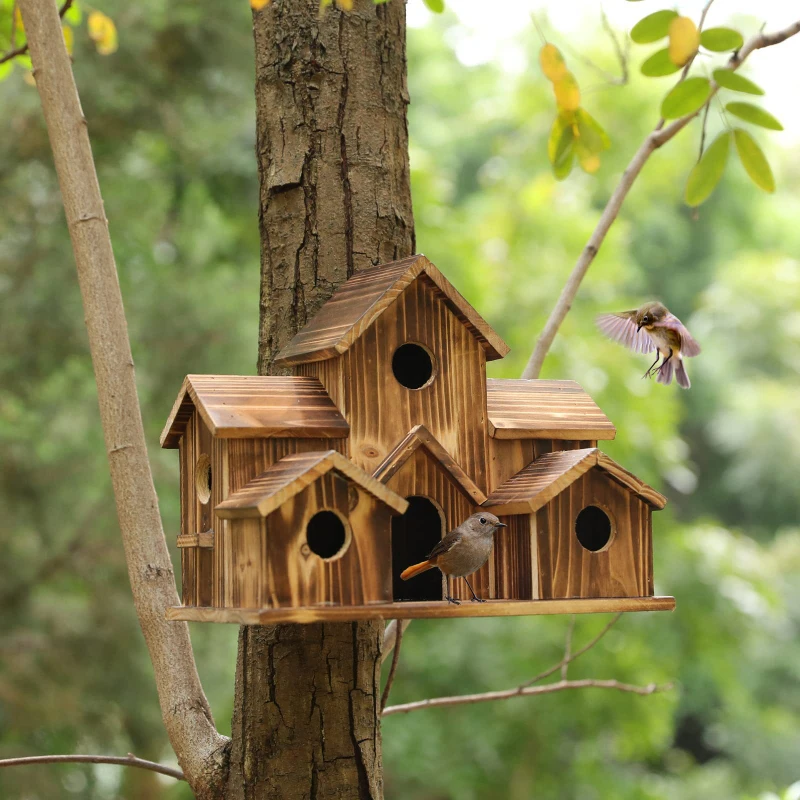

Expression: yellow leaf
xmin=24 ymin=70 xmax=36 ymax=86
xmin=553 ymin=71 xmax=580 ymax=112
xmin=668 ymin=16 xmax=699 ymax=67
xmin=539 ymin=44 xmax=567 ymax=83
xmin=336 ymin=0 xmax=354 ymax=9
xmin=250 ymin=0 xmax=270 ymax=9
xmin=14 ymin=6 xmax=24 ymax=36
xmin=88 ymin=11 xmax=118 ymax=56
xmin=63 ymin=25 xmax=74 ymax=55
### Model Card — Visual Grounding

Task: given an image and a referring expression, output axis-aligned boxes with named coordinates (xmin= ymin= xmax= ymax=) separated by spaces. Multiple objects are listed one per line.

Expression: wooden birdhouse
xmin=163 ymin=255 xmax=674 ymax=625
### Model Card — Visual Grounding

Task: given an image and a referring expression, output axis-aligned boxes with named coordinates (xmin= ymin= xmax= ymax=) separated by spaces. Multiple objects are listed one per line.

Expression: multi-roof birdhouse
xmin=163 ymin=255 xmax=674 ymax=624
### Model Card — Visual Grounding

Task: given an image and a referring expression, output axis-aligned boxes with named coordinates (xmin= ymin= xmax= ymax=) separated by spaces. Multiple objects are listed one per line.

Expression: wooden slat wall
xmin=179 ymin=418 xmax=196 ymax=606
xmin=223 ymin=474 xmax=393 ymax=609
xmin=196 ymin=419 xmax=214 ymax=607
xmin=492 ymin=514 xmax=534 ymax=600
xmin=302 ymin=276 xmax=491 ymax=494
xmin=536 ymin=469 xmax=652 ymax=599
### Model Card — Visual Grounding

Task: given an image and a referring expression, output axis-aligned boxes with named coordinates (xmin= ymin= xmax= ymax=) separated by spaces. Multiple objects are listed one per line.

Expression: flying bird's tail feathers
xmin=657 ymin=358 xmax=675 ymax=386
xmin=400 ymin=561 xmax=435 ymax=580
xmin=675 ymin=359 xmax=691 ymax=389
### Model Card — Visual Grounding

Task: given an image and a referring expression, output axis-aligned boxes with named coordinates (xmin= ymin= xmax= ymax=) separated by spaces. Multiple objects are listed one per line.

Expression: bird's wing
xmin=427 ymin=531 xmax=463 ymax=560
xmin=651 ymin=313 xmax=701 ymax=357
xmin=596 ymin=312 xmax=656 ymax=354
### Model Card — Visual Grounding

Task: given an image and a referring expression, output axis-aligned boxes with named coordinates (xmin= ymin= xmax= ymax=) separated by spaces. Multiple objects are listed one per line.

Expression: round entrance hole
xmin=306 ymin=510 xmax=350 ymax=560
xmin=195 ymin=454 xmax=212 ymax=505
xmin=575 ymin=505 xmax=612 ymax=552
xmin=392 ymin=343 xmax=436 ymax=390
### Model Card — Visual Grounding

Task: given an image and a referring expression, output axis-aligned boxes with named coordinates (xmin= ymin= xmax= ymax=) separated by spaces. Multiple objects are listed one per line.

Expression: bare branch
xmin=0 ymin=0 xmax=72 ymax=65
xmin=520 ymin=612 xmax=622 ymax=688
xmin=382 ymin=618 xmax=411 ymax=662
xmin=0 ymin=753 xmax=184 ymax=781
xmin=380 ymin=620 xmax=405 ymax=713
xmin=383 ymin=678 xmax=671 ymax=717
xmin=521 ymin=17 xmax=800 ymax=379
xmin=15 ymin=0 xmax=229 ymax=794
xmin=560 ymin=615 xmax=575 ymax=680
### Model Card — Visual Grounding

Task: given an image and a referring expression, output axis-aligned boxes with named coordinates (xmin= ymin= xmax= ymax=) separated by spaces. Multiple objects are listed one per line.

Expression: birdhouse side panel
xmin=492 ymin=514 xmax=536 ymax=600
xmin=536 ymin=469 xmax=653 ymax=599
xmin=327 ymin=276 xmax=490 ymax=492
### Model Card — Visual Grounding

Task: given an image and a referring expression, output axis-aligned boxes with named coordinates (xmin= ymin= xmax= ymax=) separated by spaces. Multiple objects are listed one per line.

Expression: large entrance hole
xmin=575 ymin=505 xmax=613 ymax=552
xmin=391 ymin=496 xmax=443 ymax=601
xmin=391 ymin=343 xmax=436 ymax=390
xmin=306 ymin=510 xmax=350 ymax=560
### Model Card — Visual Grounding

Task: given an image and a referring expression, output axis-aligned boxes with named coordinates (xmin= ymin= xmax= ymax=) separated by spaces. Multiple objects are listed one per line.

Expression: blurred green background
xmin=1 ymin=1 xmax=799 ymax=798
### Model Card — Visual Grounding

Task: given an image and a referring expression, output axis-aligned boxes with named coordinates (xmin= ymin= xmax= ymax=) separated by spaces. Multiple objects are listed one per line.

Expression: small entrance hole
xmin=306 ymin=510 xmax=349 ymax=560
xmin=195 ymin=454 xmax=212 ymax=505
xmin=575 ymin=505 xmax=612 ymax=552
xmin=392 ymin=343 xmax=436 ymax=390
xmin=391 ymin=496 xmax=443 ymax=601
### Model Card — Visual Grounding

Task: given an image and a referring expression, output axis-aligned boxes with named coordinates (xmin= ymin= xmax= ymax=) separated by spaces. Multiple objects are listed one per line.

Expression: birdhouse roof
xmin=215 ymin=450 xmax=409 ymax=519
xmin=486 ymin=379 xmax=616 ymax=440
xmin=482 ymin=447 xmax=666 ymax=514
xmin=160 ymin=375 xmax=349 ymax=449
xmin=373 ymin=424 xmax=487 ymax=505
xmin=273 ymin=254 xmax=510 ymax=366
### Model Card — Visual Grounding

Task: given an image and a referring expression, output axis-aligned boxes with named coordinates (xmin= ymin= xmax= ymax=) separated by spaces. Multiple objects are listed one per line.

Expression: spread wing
xmin=652 ymin=313 xmax=701 ymax=357
xmin=596 ymin=312 xmax=655 ymax=354
xmin=428 ymin=531 xmax=462 ymax=560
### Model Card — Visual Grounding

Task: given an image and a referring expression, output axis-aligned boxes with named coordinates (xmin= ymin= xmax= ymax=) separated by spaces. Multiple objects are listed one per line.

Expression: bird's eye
xmin=642 ymin=315 xmax=650 ymax=324
xmin=479 ymin=517 xmax=486 ymax=525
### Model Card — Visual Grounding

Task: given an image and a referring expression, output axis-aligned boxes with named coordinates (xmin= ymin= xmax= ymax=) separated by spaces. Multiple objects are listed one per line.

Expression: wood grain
xmin=216 ymin=450 xmax=408 ymax=519
xmin=160 ymin=375 xmax=349 ymax=448
xmin=487 ymin=379 xmax=616 ymax=440
xmin=483 ymin=448 xmax=667 ymax=514
xmin=374 ymin=424 xmax=487 ymax=504
xmin=536 ymin=468 xmax=654 ymax=599
xmin=167 ymin=595 xmax=676 ymax=624
xmin=273 ymin=254 xmax=509 ymax=366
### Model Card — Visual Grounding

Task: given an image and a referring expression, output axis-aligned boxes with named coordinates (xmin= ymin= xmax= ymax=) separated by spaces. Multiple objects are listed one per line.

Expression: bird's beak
xmin=495 ymin=522 xmax=507 ymax=529
xmin=637 ymin=323 xmax=643 ymax=332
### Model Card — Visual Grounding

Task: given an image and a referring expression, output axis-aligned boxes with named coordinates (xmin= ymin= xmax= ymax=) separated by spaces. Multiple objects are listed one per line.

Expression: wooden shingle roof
xmin=215 ymin=450 xmax=409 ymax=519
xmin=160 ymin=375 xmax=349 ymax=449
xmin=373 ymin=424 xmax=487 ymax=504
xmin=482 ymin=448 xmax=666 ymax=514
xmin=486 ymin=379 xmax=616 ymax=440
xmin=273 ymin=255 xmax=510 ymax=366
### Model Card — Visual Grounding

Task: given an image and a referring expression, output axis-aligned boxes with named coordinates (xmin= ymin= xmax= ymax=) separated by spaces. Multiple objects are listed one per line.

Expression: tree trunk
xmin=227 ymin=1 xmax=414 ymax=797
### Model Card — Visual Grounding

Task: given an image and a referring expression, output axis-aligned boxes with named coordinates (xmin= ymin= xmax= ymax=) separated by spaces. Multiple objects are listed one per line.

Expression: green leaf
xmin=553 ymin=147 xmax=575 ymax=181
xmin=548 ymin=114 xmax=575 ymax=167
xmin=631 ymin=10 xmax=678 ymax=44
xmin=685 ymin=131 xmax=731 ymax=206
xmin=641 ymin=48 xmax=682 ymax=77
xmin=726 ymin=102 xmax=783 ymax=131
xmin=574 ymin=108 xmax=610 ymax=153
xmin=423 ymin=0 xmax=444 ymax=12
xmin=700 ymin=27 xmax=744 ymax=52
xmin=64 ymin=3 xmax=82 ymax=24
xmin=661 ymin=77 xmax=712 ymax=119
xmin=712 ymin=69 xmax=764 ymax=95
xmin=0 ymin=60 xmax=12 ymax=82
xmin=734 ymin=128 xmax=775 ymax=192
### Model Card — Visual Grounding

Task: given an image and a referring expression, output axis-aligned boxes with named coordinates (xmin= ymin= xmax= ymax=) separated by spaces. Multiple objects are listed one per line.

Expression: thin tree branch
xmin=520 ymin=612 xmax=622 ymax=688
xmin=14 ymin=0 xmax=229 ymax=794
xmin=560 ymin=615 xmax=575 ymax=680
xmin=0 ymin=0 xmax=72 ymax=65
xmin=382 ymin=617 xmax=410 ymax=661
xmin=383 ymin=678 xmax=671 ymax=717
xmin=0 ymin=753 xmax=185 ymax=781
xmin=521 ymin=17 xmax=800 ymax=379
xmin=380 ymin=619 xmax=405 ymax=713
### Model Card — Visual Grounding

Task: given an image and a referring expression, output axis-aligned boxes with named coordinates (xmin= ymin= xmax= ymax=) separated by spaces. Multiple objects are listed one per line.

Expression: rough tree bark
xmin=226 ymin=1 xmax=415 ymax=797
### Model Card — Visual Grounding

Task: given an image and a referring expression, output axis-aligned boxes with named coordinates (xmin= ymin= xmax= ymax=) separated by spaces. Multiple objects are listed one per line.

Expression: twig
xmin=521 ymin=17 xmax=800 ymax=379
xmin=382 ymin=618 xmax=410 ymax=662
xmin=697 ymin=100 xmax=712 ymax=161
xmin=520 ymin=612 xmax=622 ymax=688
xmin=0 ymin=753 xmax=185 ymax=781
xmin=0 ymin=0 xmax=73 ymax=65
xmin=383 ymin=678 xmax=671 ymax=717
xmin=560 ymin=615 xmax=575 ymax=680
xmin=380 ymin=620 xmax=405 ymax=712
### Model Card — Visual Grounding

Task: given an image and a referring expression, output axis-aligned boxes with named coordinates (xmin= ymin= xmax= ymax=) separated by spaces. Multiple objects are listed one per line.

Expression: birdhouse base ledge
xmin=166 ymin=596 xmax=675 ymax=625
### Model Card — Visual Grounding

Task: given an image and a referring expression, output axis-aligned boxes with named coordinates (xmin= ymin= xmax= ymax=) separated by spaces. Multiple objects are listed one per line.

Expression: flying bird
xmin=596 ymin=302 xmax=701 ymax=389
xmin=400 ymin=512 xmax=507 ymax=604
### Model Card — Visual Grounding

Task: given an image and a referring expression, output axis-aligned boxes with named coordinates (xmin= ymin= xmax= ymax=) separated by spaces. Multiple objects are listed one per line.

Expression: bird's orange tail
xmin=400 ymin=560 xmax=434 ymax=581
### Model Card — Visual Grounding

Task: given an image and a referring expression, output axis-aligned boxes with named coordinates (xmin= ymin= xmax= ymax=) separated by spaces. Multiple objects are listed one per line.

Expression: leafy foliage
xmin=733 ymin=128 xmax=775 ymax=193
xmin=685 ymin=131 xmax=730 ymax=207
xmin=726 ymin=102 xmax=784 ymax=131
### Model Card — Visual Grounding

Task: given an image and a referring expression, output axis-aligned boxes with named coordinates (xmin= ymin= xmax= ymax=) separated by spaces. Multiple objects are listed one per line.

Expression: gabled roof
xmin=482 ymin=448 xmax=666 ymax=514
xmin=487 ymin=379 xmax=616 ymax=441
xmin=216 ymin=450 xmax=409 ymax=519
xmin=160 ymin=375 xmax=349 ymax=449
xmin=373 ymin=424 xmax=487 ymax=504
xmin=273 ymin=255 xmax=510 ymax=366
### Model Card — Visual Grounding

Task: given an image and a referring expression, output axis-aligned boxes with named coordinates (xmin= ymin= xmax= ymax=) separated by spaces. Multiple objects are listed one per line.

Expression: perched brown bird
xmin=596 ymin=301 xmax=701 ymax=389
xmin=400 ymin=512 xmax=507 ymax=604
